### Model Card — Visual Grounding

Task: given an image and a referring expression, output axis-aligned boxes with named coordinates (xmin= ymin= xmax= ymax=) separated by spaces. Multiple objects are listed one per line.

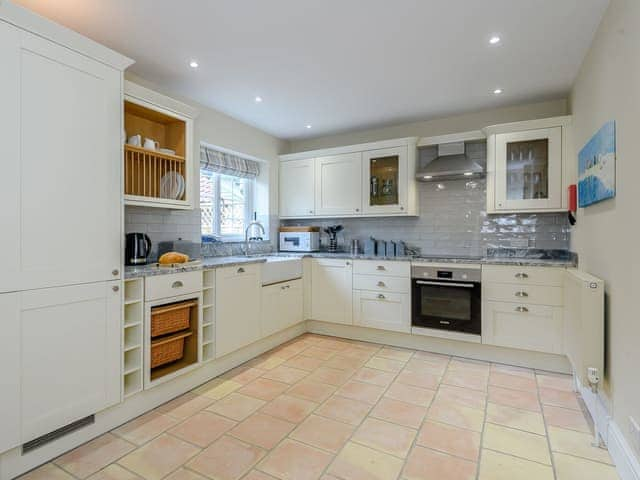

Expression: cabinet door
xmin=0 ymin=26 xmax=122 ymax=293
xmin=315 ymin=153 xmax=362 ymax=216
xmin=216 ymin=265 xmax=261 ymax=357
xmin=280 ymin=159 xmax=315 ymax=217
xmin=281 ymin=279 xmax=303 ymax=328
xmin=494 ymin=127 xmax=563 ymax=211
xmin=310 ymin=259 xmax=353 ymax=325
xmin=261 ymin=279 xmax=303 ymax=337
xmin=362 ymin=147 xmax=408 ymax=214
xmin=0 ymin=293 xmax=20 ymax=452
xmin=482 ymin=301 xmax=563 ymax=354
xmin=353 ymin=291 xmax=410 ymax=333
xmin=261 ymin=283 xmax=281 ymax=338
xmin=20 ymin=281 xmax=121 ymax=442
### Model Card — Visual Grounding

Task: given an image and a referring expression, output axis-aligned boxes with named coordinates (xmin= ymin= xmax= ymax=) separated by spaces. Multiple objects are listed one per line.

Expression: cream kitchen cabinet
xmin=280 ymin=158 xmax=315 ymax=218
xmin=261 ymin=279 xmax=303 ymax=337
xmin=0 ymin=21 xmax=127 ymax=292
xmin=353 ymin=291 xmax=411 ymax=333
xmin=215 ymin=264 xmax=262 ymax=357
xmin=315 ymin=153 xmax=363 ymax=216
xmin=0 ymin=293 xmax=20 ymax=452
xmin=310 ymin=258 xmax=353 ymax=325
xmin=362 ymin=146 xmax=415 ymax=215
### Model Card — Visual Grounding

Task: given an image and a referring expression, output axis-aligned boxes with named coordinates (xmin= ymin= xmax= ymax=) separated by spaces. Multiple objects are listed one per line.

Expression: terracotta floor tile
xmin=478 ymin=449 xmax=554 ymax=480
xmin=19 ymin=464 xmax=76 ymax=480
xmin=336 ymin=380 xmax=385 ymax=405
xmin=229 ymin=413 xmax=295 ymax=449
xmin=260 ymin=394 xmax=318 ymax=423
xmin=543 ymin=405 xmax=591 ymax=433
xmin=417 ymin=420 xmax=481 ymax=461
xmin=436 ymin=384 xmax=486 ymax=410
xmin=112 ymin=411 xmax=178 ymax=446
xmin=246 ymin=354 xmax=287 ymax=371
xmin=377 ymin=346 xmax=414 ymax=362
xmin=315 ymin=395 xmax=372 ymax=426
xmin=365 ymin=356 xmax=406 ymax=373
xmin=489 ymin=371 xmax=538 ymax=392
xmin=287 ymin=380 xmax=336 ymax=403
xmin=403 ymin=446 xmax=477 ymax=480
xmin=351 ymin=367 xmax=396 ymax=387
xmin=442 ymin=370 xmax=488 ymax=392
xmin=187 ymin=435 xmax=265 ymax=480
xmin=427 ymin=398 xmax=485 ymax=432
xmin=405 ymin=358 xmax=448 ymax=376
xmin=290 ymin=414 xmax=355 ymax=453
xmin=118 ymin=434 xmax=200 ymax=480
xmin=207 ymin=393 xmax=266 ymax=421
xmin=385 ymin=381 xmax=435 ymax=407
xmin=283 ymin=354 xmax=325 ymax=372
xmin=396 ymin=369 xmax=441 ymax=390
xmin=483 ymin=423 xmax=551 ymax=465
xmin=258 ymin=439 xmax=332 ymax=480
xmin=237 ymin=378 xmax=290 ymax=401
xmin=448 ymin=358 xmax=490 ymax=374
xmin=307 ymin=366 xmax=354 ymax=386
xmin=553 ymin=452 xmax=619 ymax=480
xmin=168 ymin=411 xmax=237 ymax=447
xmin=412 ymin=351 xmax=451 ymax=366
xmin=193 ymin=378 xmax=243 ymax=399
xmin=547 ymin=426 xmax=614 ymax=464
xmin=323 ymin=353 xmax=366 ymax=370
xmin=536 ymin=372 xmax=574 ymax=391
xmin=488 ymin=385 xmax=541 ymax=412
xmin=328 ymin=442 xmax=404 ymax=480
xmin=352 ymin=417 xmax=416 ymax=458
xmin=244 ymin=471 xmax=278 ymax=480
xmin=370 ymin=397 xmax=426 ymax=429
xmin=341 ymin=347 xmax=377 ymax=361
xmin=539 ymin=387 xmax=582 ymax=410
xmin=301 ymin=346 xmax=337 ymax=360
xmin=54 ymin=433 xmax=135 ymax=478
xmin=485 ymin=402 xmax=546 ymax=435
xmin=163 ymin=468 xmax=208 ymax=480
xmin=261 ymin=365 xmax=309 ymax=384
xmin=222 ymin=366 xmax=266 ymax=385
xmin=156 ymin=392 xmax=215 ymax=420
xmin=87 ymin=464 xmax=142 ymax=480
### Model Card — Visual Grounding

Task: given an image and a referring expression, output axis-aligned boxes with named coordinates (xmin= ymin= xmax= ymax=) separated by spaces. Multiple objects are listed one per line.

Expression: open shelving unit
xmin=202 ymin=269 xmax=216 ymax=362
xmin=122 ymin=278 xmax=144 ymax=398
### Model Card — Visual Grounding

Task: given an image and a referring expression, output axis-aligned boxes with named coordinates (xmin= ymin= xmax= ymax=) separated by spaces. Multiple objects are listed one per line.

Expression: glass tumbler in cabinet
xmin=362 ymin=146 xmax=408 ymax=214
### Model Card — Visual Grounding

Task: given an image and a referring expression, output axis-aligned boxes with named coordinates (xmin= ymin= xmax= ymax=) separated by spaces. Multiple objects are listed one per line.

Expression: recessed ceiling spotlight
xmin=189 ymin=60 xmax=199 ymax=68
xmin=489 ymin=35 xmax=501 ymax=45
xmin=493 ymin=88 xmax=503 ymax=95
xmin=305 ymin=125 xmax=312 ymax=129
xmin=255 ymin=96 xmax=263 ymax=103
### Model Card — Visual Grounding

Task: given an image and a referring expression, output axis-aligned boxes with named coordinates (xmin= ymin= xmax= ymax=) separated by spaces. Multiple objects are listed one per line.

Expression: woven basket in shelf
xmin=150 ymin=331 xmax=192 ymax=368
xmin=150 ymin=300 xmax=197 ymax=337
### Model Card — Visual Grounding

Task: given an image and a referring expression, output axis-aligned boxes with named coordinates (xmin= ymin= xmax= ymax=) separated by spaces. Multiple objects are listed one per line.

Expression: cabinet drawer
xmin=353 ymin=260 xmax=410 ymax=277
xmin=482 ymin=301 xmax=563 ymax=354
xmin=482 ymin=265 xmax=564 ymax=287
xmin=483 ymin=282 xmax=563 ymax=306
xmin=353 ymin=290 xmax=410 ymax=333
xmin=145 ymin=271 xmax=203 ymax=301
xmin=353 ymin=274 xmax=410 ymax=293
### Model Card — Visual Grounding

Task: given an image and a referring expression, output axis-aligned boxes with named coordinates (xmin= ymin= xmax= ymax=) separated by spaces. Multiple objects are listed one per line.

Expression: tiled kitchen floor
xmin=20 ymin=334 xmax=619 ymax=480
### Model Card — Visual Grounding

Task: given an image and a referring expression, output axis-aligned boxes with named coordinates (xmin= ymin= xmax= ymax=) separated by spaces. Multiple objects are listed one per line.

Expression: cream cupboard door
xmin=0 ymin=293 xmax=20 ymax=452
xmin=311 ymin=259 xmax=353 ymax=325
xmin=261 ymin=279 xmax=303 ymax=337
xmin=0 ymin=25 xmax=122 ymax=293
xmin=353 ymin=291 xmax=411 ymax=333
xmin=20 ymin=281 xmax=121 ymax=442
xmin=215 ymin=264 xmax=261 ymax=357
xmin=315 ymin=153 xmax=362 ymax=216
xmin=280 ymin=159 xmax=315 ymax=217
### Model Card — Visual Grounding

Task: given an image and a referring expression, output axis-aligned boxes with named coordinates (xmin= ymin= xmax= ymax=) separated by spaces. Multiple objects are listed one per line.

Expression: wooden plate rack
xmin=124 ymin=145 xmax=186 ymax=199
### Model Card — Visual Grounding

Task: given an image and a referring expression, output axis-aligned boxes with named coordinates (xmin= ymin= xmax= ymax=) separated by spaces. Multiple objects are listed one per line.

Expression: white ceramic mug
xmin=144 ymin=138 xmax=159 ymax=150
xmin=127 ymin=134 xmax=141 ymax=147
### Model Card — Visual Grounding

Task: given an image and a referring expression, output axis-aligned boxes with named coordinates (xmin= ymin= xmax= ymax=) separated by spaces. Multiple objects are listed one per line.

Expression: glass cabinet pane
xmin=506 ymin=139 xmax=549 ymax=201
xmin=369 ymin=155 xmax=399 ymax=206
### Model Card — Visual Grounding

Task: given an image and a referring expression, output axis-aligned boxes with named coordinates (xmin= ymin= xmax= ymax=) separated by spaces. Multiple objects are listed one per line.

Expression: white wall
xmin=569 ymin=0 xmax=640 ymax=461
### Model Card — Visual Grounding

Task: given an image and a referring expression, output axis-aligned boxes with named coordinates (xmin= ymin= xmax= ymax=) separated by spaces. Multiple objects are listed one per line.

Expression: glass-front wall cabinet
xmin=495 ymin=127 xmax=562 ymax=211
xmin=362 ymin=146 xmax=408 ymax=214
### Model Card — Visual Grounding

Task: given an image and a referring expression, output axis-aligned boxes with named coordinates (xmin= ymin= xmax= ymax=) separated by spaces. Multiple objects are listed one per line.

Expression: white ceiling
xmin=15 ymin=0 xmax=608 ymax=140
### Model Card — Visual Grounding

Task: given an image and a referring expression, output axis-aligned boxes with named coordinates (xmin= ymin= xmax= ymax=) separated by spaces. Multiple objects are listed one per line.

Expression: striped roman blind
xmin=200 ymin=144 xmax=260 ymax=178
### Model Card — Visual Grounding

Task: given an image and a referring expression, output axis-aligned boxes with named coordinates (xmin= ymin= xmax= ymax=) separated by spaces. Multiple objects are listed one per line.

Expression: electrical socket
xmin=629 ymin=416 xmax=640 ymax=453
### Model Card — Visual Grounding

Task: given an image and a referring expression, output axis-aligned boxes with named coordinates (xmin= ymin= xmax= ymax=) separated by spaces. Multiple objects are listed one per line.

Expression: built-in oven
xmin=411 ymin=264 xmax=481 ymax=335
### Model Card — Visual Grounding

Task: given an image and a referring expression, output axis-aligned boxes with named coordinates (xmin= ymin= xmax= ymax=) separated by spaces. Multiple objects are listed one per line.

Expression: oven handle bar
xmin=415 ymin=280 xmax=475 ymax=288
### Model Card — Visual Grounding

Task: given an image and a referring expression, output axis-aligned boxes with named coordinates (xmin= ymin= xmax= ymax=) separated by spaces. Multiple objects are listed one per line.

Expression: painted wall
xmin=288 ymin=99 xmax=568 ymax=153
xmin=569 ymin=0 xmax=640 ymax=460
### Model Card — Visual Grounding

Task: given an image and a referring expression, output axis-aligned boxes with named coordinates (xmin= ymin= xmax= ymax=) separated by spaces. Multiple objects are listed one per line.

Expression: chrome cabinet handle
xmin=172 ymin=281 xmax=183 ymax=288
xmin=515 ymin=272 xmax=529 ymax=279
xmin=112 ymin=285 xmax=119 ymax=292
xmin=515 ymin=306 xmax=529 ymax=313
xmin=281 ymin=285 xmax=291 ymax=290
xmin=309 ymin=210 xmax=313 ymax=214
xmin=376 ymin=265 xmax=386 ymax=271
xmin=400 ymin=206 xmax=404 ymax=210
xmin=439 ymin=320 xmax=451 ymax=325
xmin=345 ymin=261 xmax=351 ymax=266
xmin=377 ymin=281 xmax=386 ymax=287
xmin=377 ymin=294 xmax=386 ymax=300
xmin=237 ymin=267 xmax=245 ymax=274
xmin=112 ymin=269 xmax=119 ymax=276
xmin=515 ymin=291 xmax=529 ymax=297
xmin=355 ymin=208 xmax=360 ymax=212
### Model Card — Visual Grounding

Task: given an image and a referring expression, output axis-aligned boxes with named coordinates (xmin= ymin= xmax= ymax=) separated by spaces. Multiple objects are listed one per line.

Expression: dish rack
xmin=124 ymin=145 xmax=186 ymax=200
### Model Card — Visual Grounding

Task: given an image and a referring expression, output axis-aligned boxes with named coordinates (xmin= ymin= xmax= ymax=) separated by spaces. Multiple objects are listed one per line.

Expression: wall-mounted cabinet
xmin=279 ymin=138 xmax=418 ymax=219
xmin=123 ymin=81 xmax=198 ymax=210
xmin=485 ymin=116 xmax=572 ymax=213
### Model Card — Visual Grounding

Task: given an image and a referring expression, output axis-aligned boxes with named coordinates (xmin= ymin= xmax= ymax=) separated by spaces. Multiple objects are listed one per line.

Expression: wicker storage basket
xmin=150 ymin=331 xmax=192 ymax=368
xmin=150 ymin=300 xmax=197 ymax=337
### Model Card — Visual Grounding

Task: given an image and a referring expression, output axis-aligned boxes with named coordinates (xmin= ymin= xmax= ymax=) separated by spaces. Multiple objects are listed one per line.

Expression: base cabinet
xmin=353 ymin=291 xmax=410 ymax=333
xmin=310 ymin=259 xmax=353 ymax=325
xmin=215 ymin=264 xmax=261 ymax=358
xmin=261 ymin=279 xmax=303 ymax=337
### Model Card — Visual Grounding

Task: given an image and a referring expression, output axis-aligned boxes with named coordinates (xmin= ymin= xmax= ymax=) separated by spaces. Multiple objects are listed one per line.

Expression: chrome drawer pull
xmin=439 ymin=320 xmax=451 ymax=325
xmin=515 ymin=272 xmax=529 ymax=279
xmin=281 ymin=285 xmax=291 ymax=290
xmin=237 ymin=267 xmax=245 ymax=273
xmin=515 ymin=306 xmax=529 ymax=313
xmin=515 ymin=291 xmax=529 ymax=298
xmin=377 ymin=294 xmax=386 ymax=300
xmin=376 ymin=265 xmax=386 ymax=271
xmin=172 ymin=281 xmax=184 ymax=288
xmin=112 ymin=269 xmax=119 ymax=276
xmin=112 ymin=285 xmax=119 ymax=292
xmin=377 ymin=281 xmax=386 ymax=287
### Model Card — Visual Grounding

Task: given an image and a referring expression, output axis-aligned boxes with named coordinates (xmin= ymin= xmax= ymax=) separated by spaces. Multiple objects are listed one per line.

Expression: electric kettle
xmin=125 ymin=233 xmax=152 ymax=265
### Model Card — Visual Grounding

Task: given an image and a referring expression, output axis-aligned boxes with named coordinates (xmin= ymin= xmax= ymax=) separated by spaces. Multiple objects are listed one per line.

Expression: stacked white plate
xmin=160 ymin=171 xmax=185 ymax=200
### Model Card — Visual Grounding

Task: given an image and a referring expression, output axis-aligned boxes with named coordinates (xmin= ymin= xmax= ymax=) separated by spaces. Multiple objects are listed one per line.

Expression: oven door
xmin=412 ymin=279 xmax=481 ymax=334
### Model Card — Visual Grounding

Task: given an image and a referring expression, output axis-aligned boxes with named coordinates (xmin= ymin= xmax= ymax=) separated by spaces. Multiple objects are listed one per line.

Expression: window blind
xmin=200 ymin=144 xmax=260 ymax=178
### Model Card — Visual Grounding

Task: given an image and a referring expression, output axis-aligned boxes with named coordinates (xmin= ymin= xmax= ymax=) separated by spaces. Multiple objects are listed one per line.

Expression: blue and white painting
xmin=578 ymin=120 xmax=616 ymax=207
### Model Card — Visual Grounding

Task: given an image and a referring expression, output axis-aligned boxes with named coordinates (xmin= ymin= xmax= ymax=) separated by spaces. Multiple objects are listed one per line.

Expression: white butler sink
xmin=261 ymin=256 xmax=303 ymax=285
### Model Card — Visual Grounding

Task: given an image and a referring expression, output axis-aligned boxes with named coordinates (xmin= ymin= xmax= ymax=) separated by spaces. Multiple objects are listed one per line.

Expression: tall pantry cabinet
xmin=0 ymin=4 xmax=133 ymax=454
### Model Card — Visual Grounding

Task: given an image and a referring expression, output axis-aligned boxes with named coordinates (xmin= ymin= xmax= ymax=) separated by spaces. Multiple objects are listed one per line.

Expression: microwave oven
xmin=279 ymin=231 xmax=320 ymax=252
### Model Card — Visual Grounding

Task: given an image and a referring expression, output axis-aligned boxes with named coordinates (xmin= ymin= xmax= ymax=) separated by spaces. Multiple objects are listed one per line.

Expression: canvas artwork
xmin=578 ymin=120 xmax=616 ymax=207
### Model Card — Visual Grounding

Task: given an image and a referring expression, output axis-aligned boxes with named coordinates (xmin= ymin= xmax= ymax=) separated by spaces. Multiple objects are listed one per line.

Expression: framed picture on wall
xmin=578 ymin=120 xmax=616 ymax=207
